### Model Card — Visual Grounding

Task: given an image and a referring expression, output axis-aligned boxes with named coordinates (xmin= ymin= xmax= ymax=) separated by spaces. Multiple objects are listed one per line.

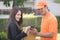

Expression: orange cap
xmin=36 ymin=1 xmax=47 ymax=9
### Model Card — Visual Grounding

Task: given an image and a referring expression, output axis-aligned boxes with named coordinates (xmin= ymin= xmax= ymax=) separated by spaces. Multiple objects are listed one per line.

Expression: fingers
xmin=24 ymin=26 xmax=31 ymax=33
xmin=29 ymin=28 xmax=38 ymax=35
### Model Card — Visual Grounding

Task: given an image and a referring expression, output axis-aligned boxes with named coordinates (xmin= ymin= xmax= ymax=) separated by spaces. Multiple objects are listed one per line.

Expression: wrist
xmin=36 ymin=32 xmax=39 ymax=36
xmin=36 ymin=32 xmax=41 ymax=36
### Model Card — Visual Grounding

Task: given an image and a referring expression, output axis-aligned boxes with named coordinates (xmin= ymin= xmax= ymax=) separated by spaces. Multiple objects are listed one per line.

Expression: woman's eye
xmin=17 ymin=14 xmax=20 ymax=16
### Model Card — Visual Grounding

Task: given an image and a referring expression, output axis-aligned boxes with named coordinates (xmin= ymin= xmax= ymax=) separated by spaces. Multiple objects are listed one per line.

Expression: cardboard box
xmin=23 ymin=27 xmax=36 ymax=40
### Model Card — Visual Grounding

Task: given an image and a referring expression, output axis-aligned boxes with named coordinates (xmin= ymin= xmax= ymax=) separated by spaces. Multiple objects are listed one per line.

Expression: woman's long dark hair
xmin=8 ymin=7 xmax=23 ymax=29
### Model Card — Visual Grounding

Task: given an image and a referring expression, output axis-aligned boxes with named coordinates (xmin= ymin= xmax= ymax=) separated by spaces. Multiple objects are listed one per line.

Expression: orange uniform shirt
xmin=40 ymin=12 xmax=58 ymax=40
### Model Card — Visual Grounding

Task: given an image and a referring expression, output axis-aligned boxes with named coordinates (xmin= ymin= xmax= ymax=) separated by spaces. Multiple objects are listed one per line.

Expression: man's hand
xmin=29 ymin=28 xmax=38 ymax=35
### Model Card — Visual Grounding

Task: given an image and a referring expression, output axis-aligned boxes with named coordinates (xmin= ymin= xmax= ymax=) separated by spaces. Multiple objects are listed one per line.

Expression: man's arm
xmin=37 ymin=32 xmax=54 ymax=38
xmin=29 ymin=29 xmax=54 ymax=38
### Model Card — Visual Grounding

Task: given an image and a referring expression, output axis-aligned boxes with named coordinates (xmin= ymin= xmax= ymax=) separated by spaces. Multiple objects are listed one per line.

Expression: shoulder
xmin=49 ymin=13 xmax=57 ymax=21
xmin=48 ymin=13 xmax=58 ymax=24
xmin=8 ymin=21 xmax=17 ymax=28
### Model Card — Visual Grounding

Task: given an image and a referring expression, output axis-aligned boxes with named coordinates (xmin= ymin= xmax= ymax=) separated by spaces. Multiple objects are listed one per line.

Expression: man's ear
xmin=44 ymin=5 xmax=50 ymax=11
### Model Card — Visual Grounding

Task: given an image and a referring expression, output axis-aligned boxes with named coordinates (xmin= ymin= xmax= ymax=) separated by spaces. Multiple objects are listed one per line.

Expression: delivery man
xmin=29 ymin=1 xmax=58 ymax=40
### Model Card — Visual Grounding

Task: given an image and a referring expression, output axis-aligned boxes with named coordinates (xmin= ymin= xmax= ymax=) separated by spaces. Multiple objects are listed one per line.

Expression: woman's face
xmin=15 ymin=10 xmax=21 ymax=22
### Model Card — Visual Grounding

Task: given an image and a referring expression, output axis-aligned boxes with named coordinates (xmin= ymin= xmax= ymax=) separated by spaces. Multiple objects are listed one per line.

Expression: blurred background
xmin=0 ymin=0 xmax=60 ymax=40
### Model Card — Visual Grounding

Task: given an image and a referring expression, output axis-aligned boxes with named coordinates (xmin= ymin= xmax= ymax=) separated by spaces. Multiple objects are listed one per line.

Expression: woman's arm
xmin=8 ymin=23 xmax=27 ymax=40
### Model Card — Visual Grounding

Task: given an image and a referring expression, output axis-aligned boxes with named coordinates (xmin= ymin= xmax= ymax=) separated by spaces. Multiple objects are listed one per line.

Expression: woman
xmin=8 ymin=7 xmax=28 ymax=40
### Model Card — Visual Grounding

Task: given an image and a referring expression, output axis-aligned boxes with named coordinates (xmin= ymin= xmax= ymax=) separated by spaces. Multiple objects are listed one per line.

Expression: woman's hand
xmin=24 ymin=26 xmax=30 ymax=33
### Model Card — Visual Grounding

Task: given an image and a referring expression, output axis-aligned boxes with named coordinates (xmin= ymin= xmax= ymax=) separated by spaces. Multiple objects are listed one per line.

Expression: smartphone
xmin=30 ymin=25 xmax=35 ymax=30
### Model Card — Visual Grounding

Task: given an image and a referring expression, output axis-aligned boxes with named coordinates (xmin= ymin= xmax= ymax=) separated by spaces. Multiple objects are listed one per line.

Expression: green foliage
xmin=3 ymin=0 xmax=10 ymax=6
xmin=0 ymin=31 xmax=8 ymax=40
xmin=35 ymin=25 xmax=40 ymax=32
xmin=0 ymin=19 xmax=8 ymax=31
xmin=22 ymin=17 xmax=41 ymax=27
xmin=3 ymin=0 xmax=27 ymax=7
xmin=13 ymin=0 xmax=27 ymax=7
xmin=56 ymin=16 xmax=60 ymax=29
xmin=22 ymin=17 xmax=41 ymax=32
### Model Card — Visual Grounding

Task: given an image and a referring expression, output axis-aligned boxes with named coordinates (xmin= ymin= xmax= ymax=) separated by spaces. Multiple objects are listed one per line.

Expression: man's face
xmin=37 ymin=7 xmax=47 ymax=15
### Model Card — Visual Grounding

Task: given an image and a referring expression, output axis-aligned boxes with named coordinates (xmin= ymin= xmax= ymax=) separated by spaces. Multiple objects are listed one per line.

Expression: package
xmin=23 ymin=27 xmax=36 ymax=40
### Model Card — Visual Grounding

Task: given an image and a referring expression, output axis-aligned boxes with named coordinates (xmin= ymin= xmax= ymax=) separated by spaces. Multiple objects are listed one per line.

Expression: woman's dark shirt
xmin=8 ymin=21 xmax=27 ymax=40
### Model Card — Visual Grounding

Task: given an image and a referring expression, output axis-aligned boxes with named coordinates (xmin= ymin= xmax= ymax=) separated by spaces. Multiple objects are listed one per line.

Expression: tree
xmin=3 ymin=0 xmax=27 ymax=7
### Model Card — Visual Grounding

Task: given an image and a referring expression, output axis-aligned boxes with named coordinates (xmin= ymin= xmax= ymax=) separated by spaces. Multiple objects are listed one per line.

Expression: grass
xmin=36 ymin=33 xmax=60 ymax=40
